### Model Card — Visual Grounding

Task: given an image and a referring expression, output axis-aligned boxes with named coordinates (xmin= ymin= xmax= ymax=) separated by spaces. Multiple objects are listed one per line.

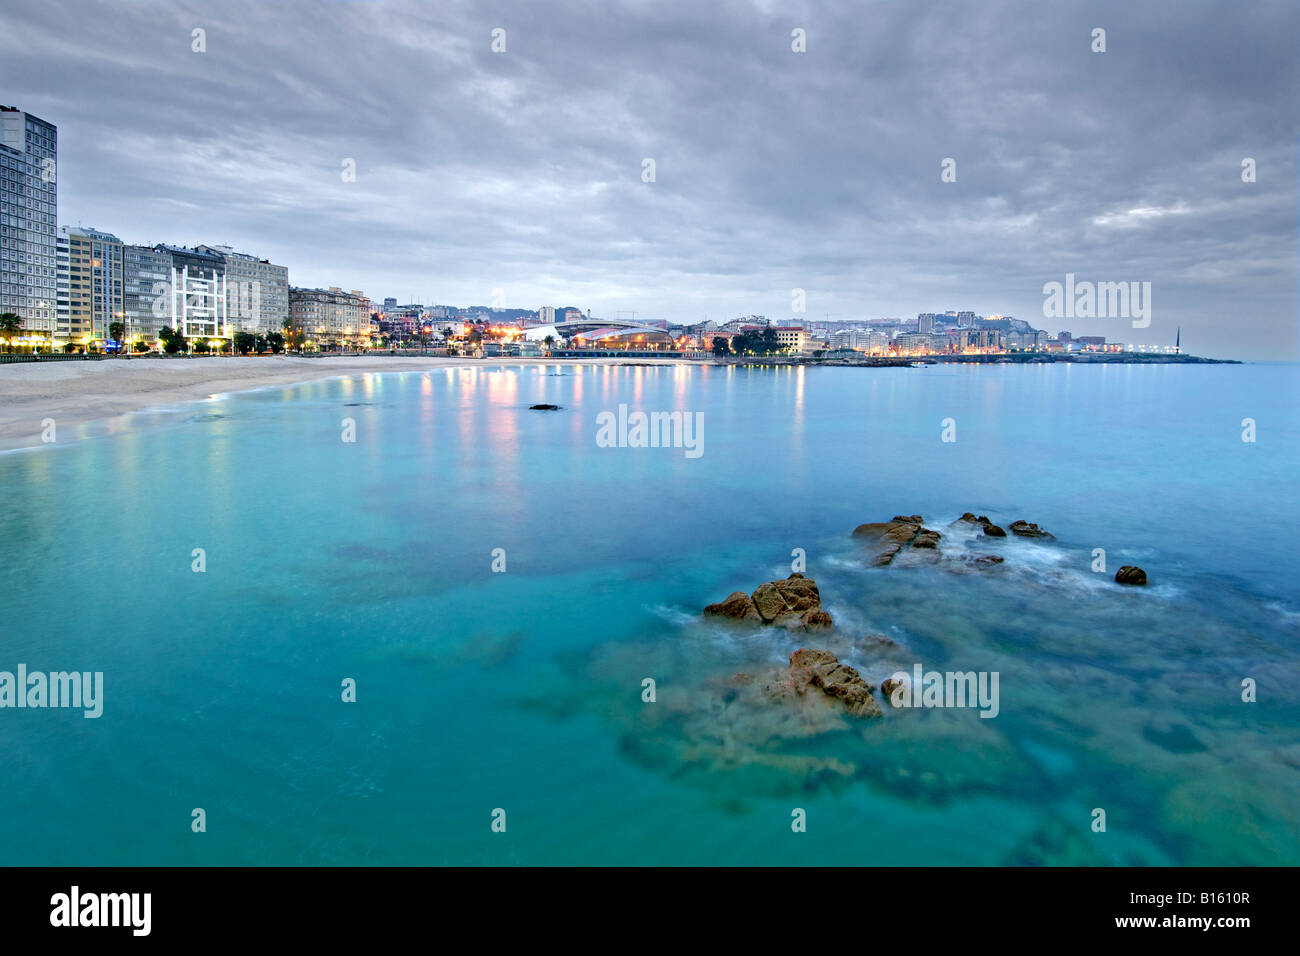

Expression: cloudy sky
xmin=3 ymin=0 xmax=1296 ymax=358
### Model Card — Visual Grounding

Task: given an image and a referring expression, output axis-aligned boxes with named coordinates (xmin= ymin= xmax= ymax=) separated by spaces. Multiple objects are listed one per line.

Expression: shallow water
xmin=1 ymin=362 xmax=1297 ymax=865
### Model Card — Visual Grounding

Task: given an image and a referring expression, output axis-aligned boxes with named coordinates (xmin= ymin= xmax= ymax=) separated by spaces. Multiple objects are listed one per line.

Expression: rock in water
xmin=766 ymin=649 xmax=882 ymax=718
xmin=1115 ymin=565 xmax=1148 ymax=586
xmin=528 ymin=403 xmax=560 ymax=410
xmin=852 ymin=516 xmax=924 ymax=565
xmin=953 ymin=513 xmax=1005 ymax=538
xmin=752 ymin=574 xmax=822 ymax=622
xmin=704 ymin=574 xmax=831 ymax=630
xmin=703 ymin=590 xmax=762 ymax=622
xmin=913 ymin=528 xmax=942 ymax=549
xmin=1008 ymin=519 xmax=1054 ymax=539
xmin=793 ymin=609 xmax=833 ymax=631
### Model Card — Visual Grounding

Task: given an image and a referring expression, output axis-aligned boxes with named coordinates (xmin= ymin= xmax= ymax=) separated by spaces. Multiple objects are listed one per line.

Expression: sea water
xmin=1 ymin=361 xmax=1297 ymax=865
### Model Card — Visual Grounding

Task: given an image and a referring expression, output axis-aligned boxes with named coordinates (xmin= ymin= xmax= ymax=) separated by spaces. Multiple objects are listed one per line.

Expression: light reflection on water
xmin=0 ymin=362 xmax=1296 ymax=865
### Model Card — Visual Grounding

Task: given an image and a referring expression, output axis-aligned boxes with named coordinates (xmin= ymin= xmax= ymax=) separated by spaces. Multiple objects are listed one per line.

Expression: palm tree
xmin=543 ymin=334 xmax=555 ymax=354
xmin=0 ymin=312 xmax=22 ymax=352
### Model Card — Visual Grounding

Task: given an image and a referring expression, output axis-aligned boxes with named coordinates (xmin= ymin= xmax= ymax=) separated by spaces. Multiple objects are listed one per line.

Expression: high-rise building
xmin=0 ymin=106 xmax=57 ymax=345
xmin=123 ymin=244 xmax=173 ymax=343
xmin=55 ymin=233 xmax=69 ymax=333
xmin=917 ymin=313 xmax=936 ymax=333
xmin=196 ymin=245 xmax=289 ymax=334
xmin=157 ymin=244 xmax=227 ymax=341
xmin=58 ymin=226 xmax=124 ymax=347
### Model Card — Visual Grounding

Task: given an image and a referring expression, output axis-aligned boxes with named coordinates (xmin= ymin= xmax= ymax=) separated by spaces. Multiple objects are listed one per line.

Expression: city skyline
xmin=3 ymin=0 xmax=1297 ymax=360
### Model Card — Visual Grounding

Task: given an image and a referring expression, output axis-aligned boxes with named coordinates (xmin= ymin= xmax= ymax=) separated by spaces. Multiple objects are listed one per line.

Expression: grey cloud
xmin=2 ymin=0 xmax=1295 ymax=356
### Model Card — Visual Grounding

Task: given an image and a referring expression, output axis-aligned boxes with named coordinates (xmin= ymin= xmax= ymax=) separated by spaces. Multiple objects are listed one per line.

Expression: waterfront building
xmin=57 ymin=226 xmax=124 ymax=347
xmin=918 ymin=313 xmax=936 ymax=333
xmin=158 ymin=244 xmax=227 ymax=342
xmin=894 ymin=332 xmax=940 ymax=353
xmin=123 ymin=244 xmax=173 ymax=343
xmin=0 ymin=106 xmax=57 ymax=346
xmin=55 ymin=233 xmax=68 ymax=334
xmin=290 ymin=286 xmax=372 ymax=347
xmin=196 ymin=245 xmax=289 ymax=333
xmin=772 ymin=326 xmax=809 ymax=353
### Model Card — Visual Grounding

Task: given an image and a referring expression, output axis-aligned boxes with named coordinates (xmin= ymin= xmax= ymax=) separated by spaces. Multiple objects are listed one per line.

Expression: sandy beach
xmin=0 ymin=354 xmax=684 ymax=449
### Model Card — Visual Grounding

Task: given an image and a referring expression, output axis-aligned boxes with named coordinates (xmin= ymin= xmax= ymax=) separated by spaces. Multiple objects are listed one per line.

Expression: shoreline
xmin=0 ymin=350 xmax=1248 ymax=451
xmin=0 ymin=354 xmax=683 ymax=451
xmin=713 ymin=353 xmax=1241 ymax=367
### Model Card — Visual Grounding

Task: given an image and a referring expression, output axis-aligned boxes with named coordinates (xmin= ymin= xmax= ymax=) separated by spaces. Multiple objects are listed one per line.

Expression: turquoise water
xmin=1 ymin=362 xmax=1298 ymax=865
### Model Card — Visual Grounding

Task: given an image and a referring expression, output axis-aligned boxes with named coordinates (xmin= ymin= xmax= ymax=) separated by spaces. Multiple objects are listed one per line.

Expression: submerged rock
xmin=528 ymin=403 xmax=560 ymax=410
xmin=982 ymin=523 xmax=1007 ymax=537
xmin=1142 ymin=722 xmax=1207 ymax=754
xmin=1115 ymin=565 xmax=1148 ymax=586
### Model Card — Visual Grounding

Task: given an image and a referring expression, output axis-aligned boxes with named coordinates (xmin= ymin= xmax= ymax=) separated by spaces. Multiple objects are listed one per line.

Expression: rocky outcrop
xmin=1115 ymin=565 xmax=1147 ymax=586
xmin=955 ymin=513 xmax=1054 ymax=539
xmin=913 ymin=529 xmax=942 ymax=549
xmin=704 ymin=573 xmax=832 ymax=630
xmin=764 ymin=648 xmax=882 ymax=718
xmin=1009 ymin=519 xmax=1053 ymax=539
xmin=953 ymin=512 xmax=1005 ymax=537
xmin=852 ymin=515 xmax=941 ymax=565
xmin=703 ymin=590 xmax=762 ymax=622
xmin=794 ymin=609 xmax=834 ymax=631
xmin=880 ymin=678 xmax=903 ymax=702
